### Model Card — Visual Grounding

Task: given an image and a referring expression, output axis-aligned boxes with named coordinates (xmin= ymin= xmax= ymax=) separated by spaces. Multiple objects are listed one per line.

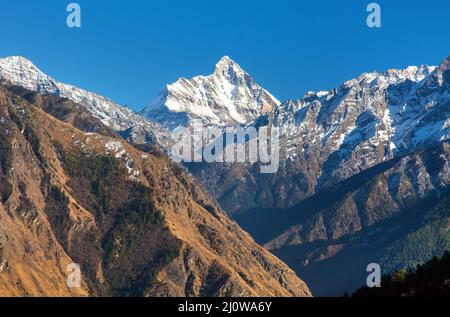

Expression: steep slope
xmin=0 ymin=56 xmax=159 ymax=145
xmin=189 ymin=56 xmax=449 ymax=215
xmin=236 ymin=141 xmax=450 ymax=296
xmin=140 ymin=56 xmax=280 ymax=128
xmin=0 ymin=83 xmax=311 ymax=297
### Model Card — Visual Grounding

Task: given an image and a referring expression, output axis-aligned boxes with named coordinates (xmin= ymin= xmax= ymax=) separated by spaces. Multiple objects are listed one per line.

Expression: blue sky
xmin=0 ymin=0 xmax=449 ymax=110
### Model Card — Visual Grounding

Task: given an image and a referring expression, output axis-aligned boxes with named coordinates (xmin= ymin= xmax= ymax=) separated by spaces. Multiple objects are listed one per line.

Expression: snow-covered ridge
xmin=254 ymin=57 xmax=449 ymax=168
xmin=0 ymin=56 xmax=157 ymax=139
xmin=140 ymin=56 xmax=281 ymax=128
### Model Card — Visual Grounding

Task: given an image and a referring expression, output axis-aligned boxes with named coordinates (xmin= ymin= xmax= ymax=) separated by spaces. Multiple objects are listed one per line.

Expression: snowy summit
xmin=139 ymin=56 xmax=280 ymax=128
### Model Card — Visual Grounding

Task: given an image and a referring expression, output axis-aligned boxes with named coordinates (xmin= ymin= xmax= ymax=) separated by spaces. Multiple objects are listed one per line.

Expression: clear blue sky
xmin=1 ymin=0 xmax=449 ymax=110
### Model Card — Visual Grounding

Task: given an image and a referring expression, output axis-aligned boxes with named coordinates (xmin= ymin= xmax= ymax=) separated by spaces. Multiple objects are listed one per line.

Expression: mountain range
xmin=186 ymin=55 xmax=450 ymax=295
xmin=191 ymin=59 xmax=448 ymax=215
xmin=0 ymin=54 xmax=449 ymax=296
xmin=0 ymin=80 xmax=310 ymax=296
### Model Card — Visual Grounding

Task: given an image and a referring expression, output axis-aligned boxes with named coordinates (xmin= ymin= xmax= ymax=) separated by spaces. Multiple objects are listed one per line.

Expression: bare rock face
xmin=0 ymin=84 xmax=310 ymax=297
xmin=262 ymin=142 xmax=450 ymax=248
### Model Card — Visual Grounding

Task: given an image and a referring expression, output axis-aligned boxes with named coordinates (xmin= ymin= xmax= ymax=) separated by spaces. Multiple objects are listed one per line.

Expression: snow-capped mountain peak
xmin=0 ymin=56 xmax=59 ymax=93
xmin=140 ymin=56 xmax=280 ymax=128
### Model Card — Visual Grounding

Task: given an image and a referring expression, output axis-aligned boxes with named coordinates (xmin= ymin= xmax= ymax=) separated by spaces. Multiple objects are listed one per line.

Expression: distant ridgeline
xmin=353 ymin=251 xmax=450 ymax=297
